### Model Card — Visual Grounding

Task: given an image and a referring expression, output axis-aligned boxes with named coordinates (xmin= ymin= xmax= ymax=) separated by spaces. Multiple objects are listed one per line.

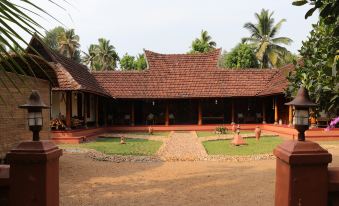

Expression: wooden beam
xmin=65 ymin=91 xmax=72 ymax=129
xmin=130 ymin=102 xmax=135 ymax=126
xmin=104 ymin=98 xmax=107 ymax=127
xmin=83 ymin=93 xmax=88 ymax=128
xmin=231 ymin=99 xmax=235 ymax=124
xmin=262 ymin=99 xmax=266 ymax=124
xmin=198 ymin=101 xmax=202 ymax=125
xmin=274 ymin=96 xmax=278 ymax=124
xmin=165 ymin=102 xmax=169 ymax=126
xmin=95 ymin=95 xmax=99 ymax=128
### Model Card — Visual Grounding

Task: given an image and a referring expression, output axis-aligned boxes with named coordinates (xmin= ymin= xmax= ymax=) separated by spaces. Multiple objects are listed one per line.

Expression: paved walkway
xmin=157 ymin=131 xmax=207 ymax=161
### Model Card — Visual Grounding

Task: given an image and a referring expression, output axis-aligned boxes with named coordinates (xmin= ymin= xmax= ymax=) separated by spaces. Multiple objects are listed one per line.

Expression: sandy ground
xmin=60 ymin=144 xmax=339 ymax=206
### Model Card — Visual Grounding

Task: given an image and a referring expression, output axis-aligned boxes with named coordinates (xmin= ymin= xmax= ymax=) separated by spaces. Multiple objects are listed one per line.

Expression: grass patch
xmin=59 ymin=138 xmax=162 ymax=156
xmin=202 ymin=136 xmax=283 ymax=155
xmin=196 ymin=130 xmax=254 ymax=138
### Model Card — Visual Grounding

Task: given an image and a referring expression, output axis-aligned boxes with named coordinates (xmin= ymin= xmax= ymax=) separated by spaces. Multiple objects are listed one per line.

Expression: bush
xmin=215 ymin=125 xmax=228 ymax=134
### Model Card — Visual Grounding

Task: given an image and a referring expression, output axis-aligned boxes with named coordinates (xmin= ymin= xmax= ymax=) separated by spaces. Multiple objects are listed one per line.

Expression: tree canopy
xmin=82 ymin=38 xmax=119 ymax=71
xmin=286 ymin=2 xmax=338 ymax=116
xmin=220 ymin=43 xmax=259 ymax=68
xmin=120 ymin=53 xmax=147 ymax=71
xmin=189 ymin=30 xmax=217 ymax=54
xmin=242 ymin=9 xmax=293 ymax=68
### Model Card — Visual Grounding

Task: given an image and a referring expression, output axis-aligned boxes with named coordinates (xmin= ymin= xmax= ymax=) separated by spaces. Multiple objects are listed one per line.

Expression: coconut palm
xmin=82 ymin=44 xmax=98 ymax=70
xmin=95 ymin=38 xmax=119 ymax=71
xmin=190 ymin=30 xmax=217 ymax=53
xmin=58 ymin=29 xmax=80 ymax=59
xmin=242 ymin=9 xmax=293 ymax=68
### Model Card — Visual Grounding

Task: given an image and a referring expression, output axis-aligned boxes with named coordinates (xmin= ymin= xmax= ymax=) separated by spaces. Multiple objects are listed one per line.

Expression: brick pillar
xmin=165 ymin=102 xmax=169 ymax=126
xmin=198 ymin=101 xmax=202 ymax=125
xmin=262 ymin=99 xmax=266 ymax=124
xmin=274 ymin=96 xmax=278 ymax=125
xmin=130 ymin=102 xmax=135 ymax=126
xmin=65 ymin=91 xmax=72 ymax=129
xmin=273 ymin=140 xmax=332 ymax=206
xmin=7 ymin=141 xmax=62 ymax=206
xmin=95 ymin=95 xmax=99 ymax=128
xmin=231 ymin=99 xmax=235 ymax=124
xmin=288 ymin=105 xmax=293 ymax=127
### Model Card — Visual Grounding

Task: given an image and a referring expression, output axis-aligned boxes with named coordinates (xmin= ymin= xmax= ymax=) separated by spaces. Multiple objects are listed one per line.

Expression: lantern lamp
xmin=19 ymin=90 xmax=49 ymax=141
xmin=285 ymin=87 xmax=316 ymax=141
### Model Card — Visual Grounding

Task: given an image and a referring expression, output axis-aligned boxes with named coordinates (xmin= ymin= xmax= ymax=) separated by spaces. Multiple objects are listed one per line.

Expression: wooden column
xmin=95 ymin=95 xmax=99 ymax=128
xmin=165 ymin=102 xmax=169 ymax=126
xmin=262 ymin=99 xmax=266 ymax=124
xmin=231 ymin=99 xmax=235 ymax=124
xmin=274 ymin=96 xmax=278 ymax=124
xmin=65 ymin=91 xmax=72 ymax=129
xmin=83 ymin=93 xmax=88 ymax=128
xmin=288 ymin=105 xmax=293 ymax=127
xmin=103 ymin=99 xmax=108 ymax=127
xmin=130 ymin=102 xmax=135 ymax=126
xmin=198 ymin=101 xmax=202 ymax=125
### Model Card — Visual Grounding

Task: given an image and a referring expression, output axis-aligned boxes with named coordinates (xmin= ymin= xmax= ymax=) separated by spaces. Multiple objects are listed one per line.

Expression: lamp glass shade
xmin=28 ymin=111 xmax=43 ymax=126
xmin=293 ymin=108 xmax=309 ymax=126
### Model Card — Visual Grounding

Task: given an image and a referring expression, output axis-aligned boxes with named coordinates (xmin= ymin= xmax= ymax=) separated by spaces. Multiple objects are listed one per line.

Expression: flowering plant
xmin=325 ymin=117 xmax=339 ymax=131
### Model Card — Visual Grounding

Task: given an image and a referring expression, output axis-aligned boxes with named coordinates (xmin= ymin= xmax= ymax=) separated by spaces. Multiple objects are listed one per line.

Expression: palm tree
xmin=82 ymin=45 xmax=98 ymax=70
xmin=95 ymin=38 xmax=119 ymax=71
xmin=57 ymin=29 xmax=80 ymax=59
xmin=242 ymin=9 xmax=293 ymax=68
xmin=190 ymin=30 xmax=217 ymax=53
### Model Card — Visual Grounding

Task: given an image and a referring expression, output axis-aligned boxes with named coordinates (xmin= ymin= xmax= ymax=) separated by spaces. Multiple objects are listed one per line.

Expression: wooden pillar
xmin=104 ymin=99 xmax=108 ymax=127
xmin=231 ymin=99 xmax=235 ymax=124
xmin=83 ymin=93 xmax=88 ymax=128
xmin=165 ymin=102 xmax=169 ymax=126
xmin=65 ymin=91 xmax=72 ymax=129
xmin=274 ymin=96 xmax=278 ymax=124
xmin=198 ymin=101 xmax=202 ymax=125
xmin=288 ymin=105 xmax=293 ymax=127
xmin=130 ymin=102 xmax=135 ymax=126
xmin=262 ymin=99 xmax=266 ymax=124
xmin=95 ymin=95 xmax=99 ymax=128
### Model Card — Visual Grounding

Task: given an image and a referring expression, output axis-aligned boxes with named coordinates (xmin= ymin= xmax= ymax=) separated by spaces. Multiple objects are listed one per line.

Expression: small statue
xmin=255 ymin=126 xmax=261 ymax=141
xmin=120 ymin=136 xmax=126 ymax=144
xmin=232 ymin=124 xmax=237 ymax=133
xmin=236 ymin=124 xmax=241 ymax=135
xmin=148 ymin=126 xmax=153 ymax=135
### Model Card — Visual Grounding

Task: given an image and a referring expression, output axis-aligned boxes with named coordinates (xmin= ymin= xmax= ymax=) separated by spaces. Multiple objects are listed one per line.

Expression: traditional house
xmin=93 ymin=49 xmax=293 ymax=127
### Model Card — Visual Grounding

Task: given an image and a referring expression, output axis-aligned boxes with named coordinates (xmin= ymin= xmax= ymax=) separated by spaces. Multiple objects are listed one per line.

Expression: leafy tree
xmin=242 ymin=9 xmax=293 ymax=68
xmin=134 ymin=54 xmax=147 ymax=70
xmin=119 ymin=53 xmax=147 ymax=71
xmin=57 ymin=29 xmax=80 ymax=60
xmin=221 ymin=43 xmax=259 ymax=68
xmin=120 ymin=53 xmax=135 ymax=70
xmin=43 ymin=26 xmax=65 ymax=51
xmin=286 ymin=20 xmax=338 ymax=116
xmin=189 ymin=30 xmax=217 ymax=53
xmin=82 ymin=38 xmax=119 ymax=71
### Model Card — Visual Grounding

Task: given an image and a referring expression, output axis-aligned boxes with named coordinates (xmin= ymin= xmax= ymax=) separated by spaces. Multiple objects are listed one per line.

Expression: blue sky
xmin=34 ymin=0 xmax=318 ymax=56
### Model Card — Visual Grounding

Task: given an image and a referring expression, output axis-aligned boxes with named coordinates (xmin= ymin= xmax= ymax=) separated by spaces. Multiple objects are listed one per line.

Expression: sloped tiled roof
xmin=26 ymin=36 xmax=109 ymax=96
xmin=93 ymin=49 xmax=290 ymax=99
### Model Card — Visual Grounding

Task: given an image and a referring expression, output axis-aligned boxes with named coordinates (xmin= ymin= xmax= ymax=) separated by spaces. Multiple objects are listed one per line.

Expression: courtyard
xmin=59 ymin=136 xmax=339 ymax=206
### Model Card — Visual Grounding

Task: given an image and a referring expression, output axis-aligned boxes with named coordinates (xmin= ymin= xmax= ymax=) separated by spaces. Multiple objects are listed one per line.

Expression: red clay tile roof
xmin=26 ymin=36 xmax=109 ymax=96
xmin=93 ymin=50 xmax=290 ymax=99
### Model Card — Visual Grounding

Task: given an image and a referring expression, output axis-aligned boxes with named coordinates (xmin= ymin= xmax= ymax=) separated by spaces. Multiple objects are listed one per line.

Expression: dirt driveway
xmin=60 ymin=145 xmax=339 ymax=206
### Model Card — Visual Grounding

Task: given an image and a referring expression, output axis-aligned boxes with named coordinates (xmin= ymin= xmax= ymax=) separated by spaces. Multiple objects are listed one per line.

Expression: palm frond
xmin=269 ymin=19 xmax=287 ymax=38
xmin=271 ymin=37 xmax=293 ymax=45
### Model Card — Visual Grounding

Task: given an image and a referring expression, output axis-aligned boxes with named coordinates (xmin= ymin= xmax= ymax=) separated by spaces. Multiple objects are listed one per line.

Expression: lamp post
xmin=19 ymin=90 xmax=49 ymax=141
xmin=285 ymin=87 xmax=316 ymax=141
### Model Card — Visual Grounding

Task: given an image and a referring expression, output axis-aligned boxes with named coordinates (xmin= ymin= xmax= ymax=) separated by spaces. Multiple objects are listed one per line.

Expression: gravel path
xmin=157 ymin=131 xmax=207 ymax=161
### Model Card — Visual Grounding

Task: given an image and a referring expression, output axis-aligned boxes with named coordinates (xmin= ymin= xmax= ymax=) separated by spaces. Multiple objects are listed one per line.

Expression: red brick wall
xmin=0 ymin=72 xmax=51 ymax=160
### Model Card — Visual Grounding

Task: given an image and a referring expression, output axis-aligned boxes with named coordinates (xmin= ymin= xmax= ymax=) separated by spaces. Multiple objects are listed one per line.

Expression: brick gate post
xmin=273 ymin=140 xmax=332 ymax=206
xmin=7 ymin=141 xmax=62 ymax=206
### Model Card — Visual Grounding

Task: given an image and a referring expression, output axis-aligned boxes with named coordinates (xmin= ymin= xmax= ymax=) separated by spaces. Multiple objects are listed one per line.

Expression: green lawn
xmin=196 ymin=130 xmax=254 ymax=138
xmin=59 ymin=138 xmax=162 ymax=156
xmin=202 ymin=136 xmax=283 ymax=155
